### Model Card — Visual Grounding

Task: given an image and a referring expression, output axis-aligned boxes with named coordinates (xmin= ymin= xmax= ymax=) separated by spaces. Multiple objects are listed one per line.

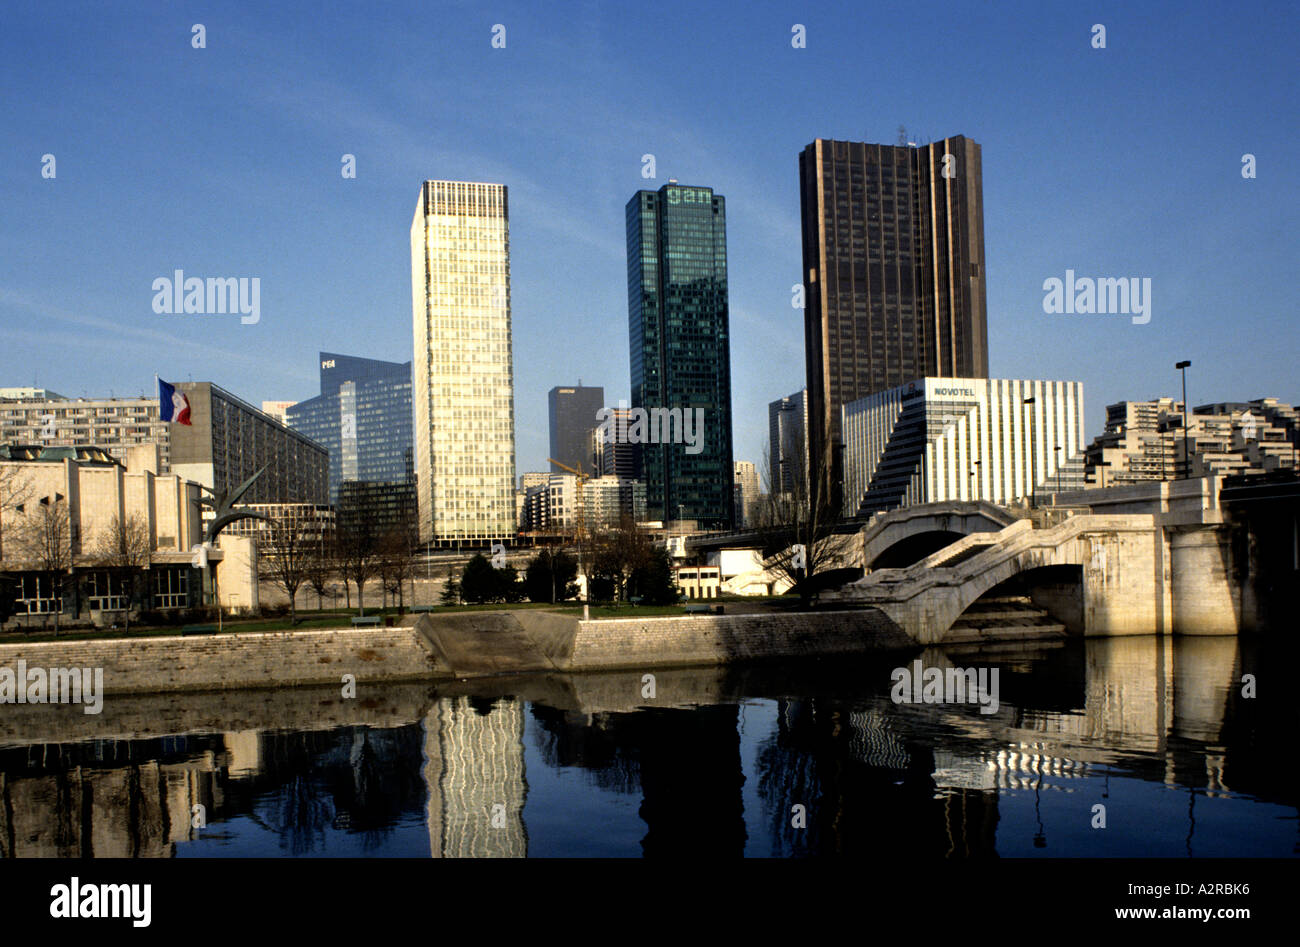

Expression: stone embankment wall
xmin=0 ymin=627 xmax=440 ymax=696
xmin=566 ymin=609 xmax=908 ymax=671
xmin=0 ymin=609 xmax=909 ymax=699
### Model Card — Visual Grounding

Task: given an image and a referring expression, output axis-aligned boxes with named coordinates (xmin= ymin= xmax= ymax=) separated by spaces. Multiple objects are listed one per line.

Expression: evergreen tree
xmin=440 ymin=565 xmax=460 ymax=605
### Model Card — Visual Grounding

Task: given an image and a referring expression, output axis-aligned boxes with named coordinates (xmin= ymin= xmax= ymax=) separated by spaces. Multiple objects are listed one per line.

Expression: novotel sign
xmin=931 ymin=386 xmax=977 ymax=398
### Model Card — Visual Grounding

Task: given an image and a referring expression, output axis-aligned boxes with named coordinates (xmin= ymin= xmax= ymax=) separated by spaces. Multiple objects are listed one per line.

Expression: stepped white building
xmin=842 ymin=377 xmax=1087 ymax=516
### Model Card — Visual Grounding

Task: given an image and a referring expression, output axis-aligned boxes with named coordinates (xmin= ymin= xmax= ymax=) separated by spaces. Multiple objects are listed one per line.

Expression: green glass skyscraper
xmin=626 ymin=182 xmax=734 ymax=529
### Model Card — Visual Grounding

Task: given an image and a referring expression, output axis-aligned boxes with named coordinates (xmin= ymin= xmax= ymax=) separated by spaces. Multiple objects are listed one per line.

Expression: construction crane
xmin=547 ymin=458 xmax=591 ymax=611
xmin=546 ymin=458 xmax=590 ymax=544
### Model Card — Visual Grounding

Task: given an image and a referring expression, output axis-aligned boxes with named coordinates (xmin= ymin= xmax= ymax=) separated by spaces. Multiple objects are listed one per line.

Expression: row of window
xmin=13 ymin=569 xmax=190 ymax=614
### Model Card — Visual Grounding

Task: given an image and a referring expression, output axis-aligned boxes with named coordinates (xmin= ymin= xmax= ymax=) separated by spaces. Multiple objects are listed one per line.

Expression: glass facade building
xmin=285 ymin=352 xmax=413 ymax=504
xmin=411 ymin=181 xmax=516 ymax=547
xmin=800 ymin=137 xmax=989 ymax=498
xmin=768 ymin=388 xmax=809 ymax=496
xmin=626 ymin=183 xmax=734 ymax=529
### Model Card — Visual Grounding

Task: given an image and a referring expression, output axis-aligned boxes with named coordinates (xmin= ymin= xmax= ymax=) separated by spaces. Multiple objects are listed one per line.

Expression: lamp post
xmin=1054 ymin=445 xmax=1062 ymax=497
xmin=1176 ymin=361 xmax=1192 ymax=480
xmin=1024 ymin=396 xmax=1037 ymax=508
xmin=969 ymin=469 xmax=975 ymax=501
xmin=973 ymin=460 xmax=982 ymax=502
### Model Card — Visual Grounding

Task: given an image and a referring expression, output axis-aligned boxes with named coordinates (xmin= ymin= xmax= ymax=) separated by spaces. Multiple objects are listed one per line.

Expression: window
xmin=86 ymin=571 xmax=130 ymax=610
xmin=153 ymin=568 xmax=189 ymax=609
xmin=17 ymin=573 xmax=62 ymax=613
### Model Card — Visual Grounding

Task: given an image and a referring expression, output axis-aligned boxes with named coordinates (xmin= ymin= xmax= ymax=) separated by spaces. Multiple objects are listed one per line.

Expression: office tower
xmin=841 ymin=378 xmax=1084 ymax=516
xmin=592 ymin=407 xmax=641 ymax=479
xmin=170 ymin=383 xmax=329 ymax=503
xmin=800 ymin=136 xmax=989 ymax=497
xmin=733 ymin=460 xmax=760 ymax=528
xmin=260 ymin=400 xmax=297 ymax=427
xmin=411 ymin=181 xmax=516 ymax=547
xmin=768 ymin=388 xmax=808 ymax=495
xmin=285 ymin=352 xmax=413 ymax=504
xmin=626 ymin=182 xmax=734 ymax=529
xmin=548 ymin=384 xmax=605 ymax=473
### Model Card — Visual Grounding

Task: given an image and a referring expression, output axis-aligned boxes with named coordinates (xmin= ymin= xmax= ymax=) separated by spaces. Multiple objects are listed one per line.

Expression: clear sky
xmin=2 ymin=0 xmax=1295 ymax=480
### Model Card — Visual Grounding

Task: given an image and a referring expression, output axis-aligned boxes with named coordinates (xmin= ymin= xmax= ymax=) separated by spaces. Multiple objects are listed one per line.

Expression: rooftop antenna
xmin=897 ymin=125 xmax=907 ymax=146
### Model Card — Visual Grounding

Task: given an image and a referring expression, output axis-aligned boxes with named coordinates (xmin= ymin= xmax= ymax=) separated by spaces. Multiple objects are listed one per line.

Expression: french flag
xmin=158 ymin=378 xmax=192 ymax=425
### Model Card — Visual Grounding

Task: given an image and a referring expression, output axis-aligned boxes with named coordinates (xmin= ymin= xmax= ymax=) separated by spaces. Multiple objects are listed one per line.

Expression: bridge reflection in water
xmin=0 ymin=635 xmax=1294 ymax=858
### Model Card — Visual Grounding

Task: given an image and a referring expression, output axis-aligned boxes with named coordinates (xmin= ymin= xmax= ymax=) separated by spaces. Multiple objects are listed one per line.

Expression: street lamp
xmin=973 ymin=460 xmax=982 ymax=502
xmin=1176 ymin=361 xmax=1192 ymax=480
xmin=1054 ymin=445 xmax=1062 ymax=497
xmin=1024 ymin=396 xmax=1037 ymax=508
xmin=969 ymin=469 xmax=975 ymax=501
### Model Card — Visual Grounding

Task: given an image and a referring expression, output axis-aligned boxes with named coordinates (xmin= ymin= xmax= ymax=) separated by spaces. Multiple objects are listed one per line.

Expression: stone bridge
xmin=826 ymin=475 xmax=1291 ymax=642
xmin=831 ymin=515 xmax=1163 ymax=643
xmin=855 ymin=500 xmax=1019 ymax=569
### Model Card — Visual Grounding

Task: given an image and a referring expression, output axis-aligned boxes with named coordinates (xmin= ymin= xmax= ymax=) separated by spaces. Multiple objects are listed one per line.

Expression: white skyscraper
xmin=411 ymin=181 xmax=516 ymax=546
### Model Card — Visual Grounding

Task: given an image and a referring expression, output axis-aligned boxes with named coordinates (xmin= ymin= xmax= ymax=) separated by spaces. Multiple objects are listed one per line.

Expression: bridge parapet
xmin=857 ymin=500 xmax=1019 ymax=569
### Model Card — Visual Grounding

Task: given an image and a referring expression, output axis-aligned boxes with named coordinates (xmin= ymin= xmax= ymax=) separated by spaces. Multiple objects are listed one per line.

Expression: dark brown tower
xmin=800 ymin=136 xmax=988 ymax=502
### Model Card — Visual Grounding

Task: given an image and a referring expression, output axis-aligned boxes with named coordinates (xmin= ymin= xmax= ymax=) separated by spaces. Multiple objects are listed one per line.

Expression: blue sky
xmin=1 ymin=0 xmax=1295 ymax=479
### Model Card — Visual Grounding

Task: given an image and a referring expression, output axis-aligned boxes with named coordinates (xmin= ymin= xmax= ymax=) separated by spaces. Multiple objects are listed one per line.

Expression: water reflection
xmin=0 ymin=635 xmax=1295 ymax=857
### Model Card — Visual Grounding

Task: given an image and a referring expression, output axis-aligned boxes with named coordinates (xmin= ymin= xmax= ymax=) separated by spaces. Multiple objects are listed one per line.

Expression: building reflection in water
xmin=0 ymin=633 xmax=1295 ymax=857
xmin=423 ymin=696 xmax=527 ymax=858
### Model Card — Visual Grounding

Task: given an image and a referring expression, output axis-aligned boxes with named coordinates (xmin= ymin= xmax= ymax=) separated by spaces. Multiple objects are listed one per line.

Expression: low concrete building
xmin=0 ymin=443 xmax=258 ymax=626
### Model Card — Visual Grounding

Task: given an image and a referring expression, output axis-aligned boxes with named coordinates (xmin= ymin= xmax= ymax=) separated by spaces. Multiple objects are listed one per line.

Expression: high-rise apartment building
xmin=411 ymin=180 xmax=516 ymax=547
xmin=626 ymin=182 xmax=734 ymax=529
xmin=285 ymin=352 xmax=413 ymax=504
xmin=768 ymin=388 xmax=809 ymax=495
xmin=1 ymin=385 xmax=325 ymax=503
xmin=800 ymin=136 xmax=989 ymax=497
xmin=548 ymin=385 xmax=605 ymax=473
xmin=0 ymin=392 xmax=171 ymax=470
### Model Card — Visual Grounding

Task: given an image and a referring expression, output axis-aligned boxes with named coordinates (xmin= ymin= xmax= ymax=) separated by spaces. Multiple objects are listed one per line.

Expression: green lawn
xmin=0 ymin=599 xmax=762 ymax=643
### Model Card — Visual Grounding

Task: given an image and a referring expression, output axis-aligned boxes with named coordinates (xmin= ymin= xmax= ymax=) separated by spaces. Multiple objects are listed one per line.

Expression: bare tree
xmin=336 ymin=519 xmax=378 ymax=617
xmin=757 ymin=441 xmax=854 ymax=607
xmin=304 ymin=527 xmax=337 ymax=611
xmin=93 ymin=514 xmax=151 ymax=632
xmin=377 ymin=528 xmax=415 ymax=612
xmin=259 ymin=510 xmax=318 ymax=625
xmin=588 ymin=515 xmax=654 ymax=602
xmin=14 ymin=493 xmax=72 ymax=633
xmin=0 ymin=462 xmax=34 ymax=564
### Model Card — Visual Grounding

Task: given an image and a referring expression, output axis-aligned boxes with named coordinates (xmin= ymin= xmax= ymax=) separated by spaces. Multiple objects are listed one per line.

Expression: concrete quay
xmin=0 ymin=608 xmax=910 ymax=698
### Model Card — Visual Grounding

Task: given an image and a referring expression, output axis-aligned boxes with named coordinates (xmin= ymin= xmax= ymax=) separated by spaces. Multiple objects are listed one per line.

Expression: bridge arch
xmin=858 ymin=501 xmax=1018 ymax=570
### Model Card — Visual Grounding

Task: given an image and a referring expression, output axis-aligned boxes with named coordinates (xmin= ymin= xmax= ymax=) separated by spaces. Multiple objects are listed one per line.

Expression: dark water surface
xmin=1 ymin=635 xmax=1296 ymax=857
